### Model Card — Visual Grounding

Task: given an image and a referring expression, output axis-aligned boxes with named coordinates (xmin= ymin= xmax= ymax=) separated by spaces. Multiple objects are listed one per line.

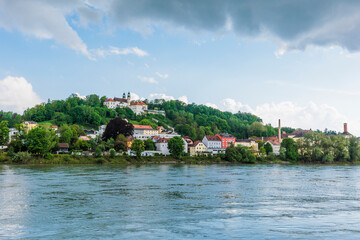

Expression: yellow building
xmin=189 ymin=141 xmax=208 ymax=156
xmin=22 ymin=121 xmax=38 ymax=133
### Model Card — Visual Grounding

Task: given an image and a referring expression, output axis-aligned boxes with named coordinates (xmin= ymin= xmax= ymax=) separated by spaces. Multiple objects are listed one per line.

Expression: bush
xmin=94 ymin=147 xmax=102 ymax=158
xmin=44 ymin=153 xmax=53 ymax=160
xmin=109 ymin=148 xmax=116 ymax=158
xmin=96 ymin=157 xmax=107 ymax=164
xmin=63 ymin=155 xmax=71 ymax=162
xmin=12 ymin=152 xmax=32 ymax=163
xmin=0 ymin=153 xmax=8 ymax=162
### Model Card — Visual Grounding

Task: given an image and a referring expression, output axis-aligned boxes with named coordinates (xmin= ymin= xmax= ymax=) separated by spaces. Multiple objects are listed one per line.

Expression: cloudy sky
xmin=1 ymin=0 xmax=360 ymax=134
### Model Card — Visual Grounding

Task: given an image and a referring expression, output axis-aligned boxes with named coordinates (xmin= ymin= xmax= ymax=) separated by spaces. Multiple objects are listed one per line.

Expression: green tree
xmin=0 ymin=120 xmax=9 ymax=145
xmin=25 ymin=127 xmax=49 ymax=156
xmin=144 ymin=139 xmax=156 ymax=150
xmin=131 ymin=139 xmax=145 ymax=158
xmin=248 ymin=122 xmax=266 ymax=137
xmin=264 ymin=142 xmax=273 ymax=155
xmin=168 ymin=136 xmax=184 ymax=159
xmin=280 ymin=138 xmax=299 ymax=162
xmin=114 ymin=134 xmax=128 ymax=151
xmin=348 ymin=136 xmax=360 ymax=162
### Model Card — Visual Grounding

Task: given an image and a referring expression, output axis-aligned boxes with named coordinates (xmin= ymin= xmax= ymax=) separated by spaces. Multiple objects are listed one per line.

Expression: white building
xmin=8 ymin=128 xmax=18 ymax=142
xmin=266 ymin=140 xmax=281 ymax=155
xmin=130 ymin=102 xmax=148 ymax=115
xmin=202 ymin=135 xmax=224 ymax=155
xmin=235 ymin=139 xmax=258 ymax=151
xmin=103 ymin=92 xmax=131 ymax=109
xmin=154 ymin=137 xmax=188 ymax=155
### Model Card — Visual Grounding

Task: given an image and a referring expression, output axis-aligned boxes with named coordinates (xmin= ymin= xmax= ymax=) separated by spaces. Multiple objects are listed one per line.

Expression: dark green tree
xmin=168 ymin=136 xmax=184 ymax=159
xmin=131 ymin=139 xmax=145 ymax=158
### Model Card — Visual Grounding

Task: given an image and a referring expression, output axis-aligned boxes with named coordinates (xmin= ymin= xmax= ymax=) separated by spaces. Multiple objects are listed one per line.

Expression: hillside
xmin=0 ymin=94 xmax=279 ymax=140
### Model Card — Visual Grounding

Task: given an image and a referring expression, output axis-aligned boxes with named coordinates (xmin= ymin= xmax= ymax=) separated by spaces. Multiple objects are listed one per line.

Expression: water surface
xmin=1 ymin=164 xmax=360 ymax=239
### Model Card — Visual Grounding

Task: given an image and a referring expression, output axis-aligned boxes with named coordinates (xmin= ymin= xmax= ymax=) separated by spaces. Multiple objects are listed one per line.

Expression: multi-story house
xmin=103 ymin=92 xmax=131 ymax=109
xmin=23 ymin=121 xmax=38 ymax=133
xmin=235 ymin=139 xmax=258 ymax=151
xmin=215 ymin=133 xmax=236 ymax=149
xmin=189 ymin=141 xmax=208 ymax=156
xmin=202 ymin=135 xmax=222 ymax=149
xmin=130 ymin=102 xmax=148 ymax=115
xmin=133 ymin=125 xmax=159 ymax=139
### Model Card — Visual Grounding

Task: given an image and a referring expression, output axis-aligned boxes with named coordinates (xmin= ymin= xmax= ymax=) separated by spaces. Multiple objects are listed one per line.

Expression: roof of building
xmin=282 ymin=130 xmax=312 ymax=138
xmin=130 ymin=101 xmax=147 ymax=106
xmin=156 ymin=137 xmax=171 ymax=143
xmin=113 ymin=97 xmax=128 ymax=103
xmin=58 ymin=143 xmax=69 ymax=148
xmin=133 ymin=124 xmax=154 ymax=130
xmin=104 ymin=98 xmax=115 ymax=102
xmin=79 ymin=136 xmax=90 ymax=141
xmin=51 ymin=126 xmax=58 ymax=128
xmin=189 ymin=140 xmax=204 ymax=147
xmin=236 ymin=139 xmax=254 ymax=143
xmin=217 ymin=133 xmax=235 ymax=138
xmin=267 ymin=139 xmax=281 ymax=146
xmin=23 ymin=121 xmax=38 ymax=124
xmin=205 ymin=135 xmax=221 ymax=141
xmin=342 ymin=131 xmax=352 ymax=136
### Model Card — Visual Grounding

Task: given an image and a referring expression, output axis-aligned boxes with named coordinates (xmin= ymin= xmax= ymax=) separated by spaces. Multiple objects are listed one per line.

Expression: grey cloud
xmin=106 ymin=0 xmax=360 ymax=52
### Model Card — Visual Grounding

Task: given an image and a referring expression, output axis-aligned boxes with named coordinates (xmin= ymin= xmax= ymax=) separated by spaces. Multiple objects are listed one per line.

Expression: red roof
xmin=133 ymin=125 xmax=154 ymax=130
xmin=205 ymin=135 xmax=221 ymax=141
xmin=130 ymin=102 xmax=147 ymax=106
xmin=189 ymin=140 xmax=203 ymax=147
xmin=267 ymin=139 xmax=281 ymax=146
xmin=104 ymin=98 xmax=115 ymax=102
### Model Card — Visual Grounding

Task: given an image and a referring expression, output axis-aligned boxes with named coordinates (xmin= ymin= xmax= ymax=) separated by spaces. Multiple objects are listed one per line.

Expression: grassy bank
xmin=1 ymin=153 xmax=359 ymax=165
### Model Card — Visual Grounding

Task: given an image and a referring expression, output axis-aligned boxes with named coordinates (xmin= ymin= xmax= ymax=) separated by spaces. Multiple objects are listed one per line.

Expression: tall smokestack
xmin=278 ymin=119 xmax=282 ymax=143
xmin=344 ymin=123 xmax=348 ymax=133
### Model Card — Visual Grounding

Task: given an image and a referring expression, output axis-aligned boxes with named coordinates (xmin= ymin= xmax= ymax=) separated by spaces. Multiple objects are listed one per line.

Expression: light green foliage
xmin=248 ymin=122 xmax=266 ymax=137
xmin=12 ymin=151 xmax=32 ymax=163
xmin=168 ymin=136 xmax=184 ymax=159
xmin=109 ymin=148 xmax=116 ymax=158
xmin=139 ymin=119 xmax=158 ymax=129
xmin=348 ymin=137 xmax=360 ymax=162
xmin=0 ymin=120 xmax=9 ymax=145
xmin=224 ymin=145 xmax=256 ymax=163
xmin=131 ymin=139 xmax=145 ymax=158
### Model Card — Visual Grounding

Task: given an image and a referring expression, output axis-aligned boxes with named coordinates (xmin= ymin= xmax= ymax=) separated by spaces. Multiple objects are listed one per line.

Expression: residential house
xmin=189 ymin=141 xmax=208 ymax=156
xmin=130 ymin=102 xmax=148 ymax=115
xmin=216 ymin=133 xmax=236 ymax=149
xmin=57 ymin=143 xmax=69 ymax=154
xmin=79 ymin=136 xmax=90 ymax=141
xmin=8 ymin=128 xmax=18 ymax=142
xmin=133 ymin=125 xmax=159 ymax=139
xmin=235 ymin=139 xmax=258 ymax=151
xmin=84 ymin=129 xmax=99 ymax=139
xmin=202 ymin=135 xmax=224 ymax=154
xmin=154 ymin=137 xmax=188 ymax=155
xmin=266 ymin=139 xmax=281 ymax=155
xmin=23 ymin=121 xmax=38 ymax=133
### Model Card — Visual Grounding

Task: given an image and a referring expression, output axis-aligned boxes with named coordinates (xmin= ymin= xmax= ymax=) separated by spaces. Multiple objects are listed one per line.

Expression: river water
xmin=1 ymin=164 xmax=360 ymax=239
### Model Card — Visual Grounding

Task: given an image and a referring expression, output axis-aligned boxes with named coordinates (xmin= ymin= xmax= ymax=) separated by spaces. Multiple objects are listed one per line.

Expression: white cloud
xmin=0 ymin=0 xmax=91 ymax=58
xmin=148 ymin=93 xmax=188 ymax=104
xmin=94 ymin=46 xmax=148 ymax=58
xmin=0 ymin=76 xmax=42 ymax=113
xmin=208 ymin=98 xmax=355 ymax=134
xmin=155 ymin=72 xmax=169 ymax=79
xmin=138 ymin=76 xmax=158 ymax=84
xmin=205 ymin=103 xmax=219 ymax=109
xmin=178 ymin=96 xmax=188 ymax=104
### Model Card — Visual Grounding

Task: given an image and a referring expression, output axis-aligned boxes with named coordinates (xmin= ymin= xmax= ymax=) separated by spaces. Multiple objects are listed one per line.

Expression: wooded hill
xmin=0 ymin=94 xmax=285 ymax=140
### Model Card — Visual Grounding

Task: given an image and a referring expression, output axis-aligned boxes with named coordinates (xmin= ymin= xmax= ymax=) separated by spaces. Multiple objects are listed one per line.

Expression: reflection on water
xmin=1 ymin=164 xmax=360 ymax=239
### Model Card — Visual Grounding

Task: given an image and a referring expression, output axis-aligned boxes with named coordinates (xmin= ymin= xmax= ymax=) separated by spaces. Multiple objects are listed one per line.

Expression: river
xmin=1 ymin=164 xmax=360 ymax=239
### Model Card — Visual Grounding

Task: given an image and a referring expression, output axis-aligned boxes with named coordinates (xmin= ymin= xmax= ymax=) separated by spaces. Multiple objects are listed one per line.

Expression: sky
xmin=1 ymin=0 xmax=360 ymax=135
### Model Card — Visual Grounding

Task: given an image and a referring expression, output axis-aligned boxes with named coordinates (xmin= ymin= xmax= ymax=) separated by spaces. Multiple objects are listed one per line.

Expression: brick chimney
xmin=278 ymin=119 xmax=282 ymax=143
xmin=344 ymin=123 xmax=348 ymax=133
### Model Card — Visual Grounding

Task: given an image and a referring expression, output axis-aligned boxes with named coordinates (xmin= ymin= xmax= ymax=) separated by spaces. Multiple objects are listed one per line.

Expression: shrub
xmin=109 ymin=148 xmax=116 ymax=158
xmin=12 ymin=152 xmax=32 ymax=164
xmin=94 ymin=147 xmax=102 ymax=158
xmin=44 ymin=153 xmax=53 ymax=160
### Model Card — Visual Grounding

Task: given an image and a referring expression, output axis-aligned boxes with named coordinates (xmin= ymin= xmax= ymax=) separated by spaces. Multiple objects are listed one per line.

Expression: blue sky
xmin=1 ymin=0 xmax=360 ymax=135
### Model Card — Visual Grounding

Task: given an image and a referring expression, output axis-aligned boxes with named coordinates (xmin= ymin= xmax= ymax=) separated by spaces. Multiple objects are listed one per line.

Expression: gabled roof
xmin=104 ymin=98 xmax=115 ymax=102
xmin=189 ymin=140 xmax=204 ymax=147
xmin=130 ymin=101 xmax=147 ymax=106
xmin=267 ymin=139 xmax=281 ymax=146
xmin=133 ymin=125 xmax=154 ymax=130
xmin=205 ymin=135 xmax=221 ymax=141
xmin=236 ymin=139 xmax=254 ymax=143
xmin=79 ymin=136 xmax=90 ymax=141
xmin=217 ymin=133 xmax=235 ymax=138
xmin=114 ymin=97 xmax=128 ymax=103
xmin=58 ymin=143 xmax=69 ymax=148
